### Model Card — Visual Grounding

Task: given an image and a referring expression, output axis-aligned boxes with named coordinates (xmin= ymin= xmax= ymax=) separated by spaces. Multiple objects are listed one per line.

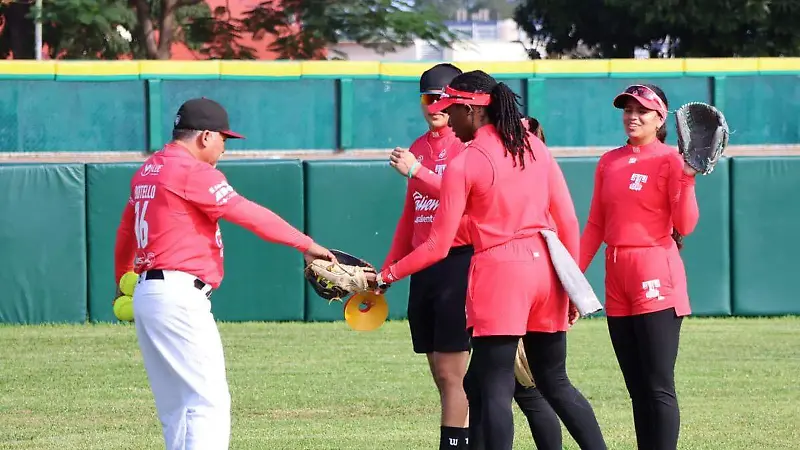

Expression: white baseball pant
xmin=133 ymin=269 xmax=231 ymax=450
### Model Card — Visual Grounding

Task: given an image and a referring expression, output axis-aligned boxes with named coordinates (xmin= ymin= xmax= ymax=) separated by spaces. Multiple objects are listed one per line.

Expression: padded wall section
xmin=350 ymin=79 xmax=524 ymax=150
xmin=539 ymin=77 xmax=710 ymax=147
xmin=304 ymin=161 xmax=409 ymax=321
xmin=85 ymin=163 xmax=139 ymax=323
xmin=0 ymin=81 xmax=146 ymax=152
xmin=731 ymin=157 xmax=800 ymax=315
xmin=212 ymin=160 xmax=307 ymax=321
xmin=722 ymin=76 xmax=800 ymax=145
xmin=159 ymin=80 xmax=336 ymax=151
xmin=0 ymin=164 xmax=87 ymax=324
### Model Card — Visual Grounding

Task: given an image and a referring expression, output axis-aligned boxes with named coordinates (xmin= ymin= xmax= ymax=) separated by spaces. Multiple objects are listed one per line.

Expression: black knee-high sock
xmin=440 ymin=426 xmax=468 ymax=449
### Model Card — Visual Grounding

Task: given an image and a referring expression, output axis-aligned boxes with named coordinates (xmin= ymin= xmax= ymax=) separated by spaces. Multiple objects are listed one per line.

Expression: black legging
xmin=514 ymin=381 xmax=563 ymax=450
xmin=465 ymin=371 xmax=563 ymax=450
xmin=607 ymin=308 xmax=683 ymax=450
xmin=464 ymin=333 xmax=606 ymax=450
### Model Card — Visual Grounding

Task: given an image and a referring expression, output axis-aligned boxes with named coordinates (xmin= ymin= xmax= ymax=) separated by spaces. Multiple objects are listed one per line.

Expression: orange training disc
xmin=343 ymin=291 xmax=389 ymax=331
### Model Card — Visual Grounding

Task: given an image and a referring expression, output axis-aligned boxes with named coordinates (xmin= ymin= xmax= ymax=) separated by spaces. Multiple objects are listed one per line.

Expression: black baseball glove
xmin=675 ymin=102 xmax=730 ymax=175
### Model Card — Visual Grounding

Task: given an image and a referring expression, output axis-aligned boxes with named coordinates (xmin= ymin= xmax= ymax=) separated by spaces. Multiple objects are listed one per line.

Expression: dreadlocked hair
xmin=449 ymin=70 xmax=534 ymax=168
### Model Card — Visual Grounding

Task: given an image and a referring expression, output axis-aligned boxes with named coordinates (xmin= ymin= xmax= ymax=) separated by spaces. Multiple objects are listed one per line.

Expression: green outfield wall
xmin=0 ymin=59 xmax=798 ymax=152
xmin=0 ymin=156 xmax=797 ymax=325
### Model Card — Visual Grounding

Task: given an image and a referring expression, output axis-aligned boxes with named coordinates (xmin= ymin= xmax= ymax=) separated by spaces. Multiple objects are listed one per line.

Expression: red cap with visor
xmin=613 ymin=84 xmax=667 ymax=118
xmin=427 ymin=85 xmax=492 ymax=114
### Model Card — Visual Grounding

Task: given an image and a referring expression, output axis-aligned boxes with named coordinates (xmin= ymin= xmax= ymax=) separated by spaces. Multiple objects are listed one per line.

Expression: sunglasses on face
xmin=420 ymin=93 xmax=442 ymax=106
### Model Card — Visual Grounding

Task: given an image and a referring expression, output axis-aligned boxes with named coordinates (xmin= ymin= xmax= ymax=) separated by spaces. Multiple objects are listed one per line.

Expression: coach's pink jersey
xmin=115 ymin=143 xmax=313 ymax=288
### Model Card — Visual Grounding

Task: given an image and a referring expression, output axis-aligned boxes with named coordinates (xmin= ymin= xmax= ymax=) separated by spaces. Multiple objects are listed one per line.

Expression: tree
xmin=0 ymin=0 xmax=457 ymax=60
xmin=513 ymin=0 xmax=800 ymax=59
xmin=239 ymin=0 xmax=457 ymax=60
xmin=513 ymin=0 xmax=659 ymax=59
xmin=605 ymin=0 xmax=800 ymax=57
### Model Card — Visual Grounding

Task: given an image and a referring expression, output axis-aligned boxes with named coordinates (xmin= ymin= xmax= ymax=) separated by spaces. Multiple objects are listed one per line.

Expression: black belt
xmin=144 ymin=269 xmax=213 ymax=299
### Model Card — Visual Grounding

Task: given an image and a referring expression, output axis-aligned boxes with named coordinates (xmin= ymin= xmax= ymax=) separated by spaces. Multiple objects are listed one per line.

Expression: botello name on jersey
xmin=134 ymin=184 xmax=157 ymax=200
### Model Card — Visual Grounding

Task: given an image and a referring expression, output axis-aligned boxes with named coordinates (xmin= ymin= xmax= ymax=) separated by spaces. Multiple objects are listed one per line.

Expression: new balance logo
xmin=629 ymin=173 xmax=648 ymax=191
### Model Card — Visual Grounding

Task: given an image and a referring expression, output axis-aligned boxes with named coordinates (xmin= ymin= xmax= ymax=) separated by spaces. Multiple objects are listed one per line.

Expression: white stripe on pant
xmin=133 ymin=270 xmax=231 ymax=450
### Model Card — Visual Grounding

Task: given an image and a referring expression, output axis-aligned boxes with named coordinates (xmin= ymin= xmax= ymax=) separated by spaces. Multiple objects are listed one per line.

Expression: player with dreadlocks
xmin=367 ymin=70 xmax=607 ymax=450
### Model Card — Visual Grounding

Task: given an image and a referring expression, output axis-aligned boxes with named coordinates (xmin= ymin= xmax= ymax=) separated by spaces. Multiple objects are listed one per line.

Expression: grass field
xmin=0 ymin=317 xmax=798 ymax=449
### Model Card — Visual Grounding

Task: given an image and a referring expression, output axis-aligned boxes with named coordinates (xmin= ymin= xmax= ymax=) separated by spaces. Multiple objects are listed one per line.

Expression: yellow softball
xmin=119 ymin=271 xmax=139 ymax=297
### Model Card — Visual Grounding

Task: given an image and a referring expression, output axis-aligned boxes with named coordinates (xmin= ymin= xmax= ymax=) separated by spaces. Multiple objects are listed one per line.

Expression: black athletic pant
xmin=465 ymin=372 xmax=563 ymax=450
xmin=607 ymin=308 xmax=683 ymax=450
xmin=464 ymin=332 xmax=606 ymax=450
xmin=513 ymin=381 xmax=563 ymax=450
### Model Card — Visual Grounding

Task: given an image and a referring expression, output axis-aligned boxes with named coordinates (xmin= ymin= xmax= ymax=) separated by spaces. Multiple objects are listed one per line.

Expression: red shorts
xmin=604 ymin=240 xmax=691 ymax=317
xmin=466 ymin=235 xmax=569 ymax=337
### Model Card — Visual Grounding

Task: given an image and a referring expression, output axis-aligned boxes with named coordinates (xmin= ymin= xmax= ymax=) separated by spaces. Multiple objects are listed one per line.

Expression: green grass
xmin=0 ymin=317 xmax=798 ymax=449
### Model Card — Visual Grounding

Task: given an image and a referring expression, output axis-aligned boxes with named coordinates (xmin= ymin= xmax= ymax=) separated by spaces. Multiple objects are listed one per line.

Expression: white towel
xmin=539 ymin=229 xmax=604 ymax=317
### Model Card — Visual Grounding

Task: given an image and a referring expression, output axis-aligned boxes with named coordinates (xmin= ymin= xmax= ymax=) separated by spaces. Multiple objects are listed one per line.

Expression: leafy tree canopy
xmin=0 ymin=0 xmax=457 ymax=60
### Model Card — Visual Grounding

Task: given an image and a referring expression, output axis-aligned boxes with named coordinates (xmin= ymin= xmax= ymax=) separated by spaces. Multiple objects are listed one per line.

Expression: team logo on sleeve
xmin=208 ymin=181 xmax=238 ymax=205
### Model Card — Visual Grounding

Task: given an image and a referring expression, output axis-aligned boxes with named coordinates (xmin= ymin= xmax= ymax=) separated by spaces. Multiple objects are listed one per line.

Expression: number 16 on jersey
xmin=134 ymin=200 xmax=149 ymax=249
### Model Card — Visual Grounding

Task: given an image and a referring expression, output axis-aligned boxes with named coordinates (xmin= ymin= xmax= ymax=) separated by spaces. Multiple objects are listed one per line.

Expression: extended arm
xmin=381 ymin=156 xmax=473 ymax=283
xmin=669 ymin=167 xmax=700 ymax=236
xmin=381 ymin=185 xmax=416 ymax=270
xmin=113 ymin=198 xmax=136 ymax=284
xmin=579 ymin=161 xmax=605 ymax=272
xmin=180 ymin=165 xmax=313 ymax=252
xmin=222 ymin=200 xmax=313 ymax=252
xmin=547 ymin=155 xmax=580 ymax=261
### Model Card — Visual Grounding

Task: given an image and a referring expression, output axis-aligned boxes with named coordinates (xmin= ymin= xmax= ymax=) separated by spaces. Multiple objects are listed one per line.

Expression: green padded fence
xmin=303 ymin=160 xmax=410 ymax=322
xmin=158 ymin=80 xmax=337 ymax=151
xmin=731 ymin=157 xmax=800 ymax=315
xmin=0 ymin=154 xmax=797 ymax=324
xmin=0 ymin=164 xmax=87 ymax=324
xmin=536 ymin=77 xmax=711 ymax=147
xmin=211 ymin=160 xmax=307 ymax=322
xmin=681 ymin=157 xmax=731 ymax=316
xmin=0 ymin=81 xmax=146 ymax=152
xmin=720 ymin=76 xmax=800 ymax=145
xmin=85 ymin=163 xmax=139 ymax=323
xmin=0 ymin=73 xmax=796 ymax=152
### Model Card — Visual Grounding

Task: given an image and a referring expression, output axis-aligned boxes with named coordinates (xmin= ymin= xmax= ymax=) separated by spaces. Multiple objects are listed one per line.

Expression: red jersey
xmin=579 ymin=140 xmax=699 ymax=272
xmin=380 ymin=124 xmax=580 ymax=283
xmin=114 ymin=143 xmax=313 ymax=289
xmin=382 ymin=127 xmax=471 ymax=269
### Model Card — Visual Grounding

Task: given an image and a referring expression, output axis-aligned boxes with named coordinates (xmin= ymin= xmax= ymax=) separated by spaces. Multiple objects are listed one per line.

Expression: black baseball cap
xmin=173 ymin=97 xmax=245 ymax=139
xmin=419 ymin=63 xmax=462 ymax=94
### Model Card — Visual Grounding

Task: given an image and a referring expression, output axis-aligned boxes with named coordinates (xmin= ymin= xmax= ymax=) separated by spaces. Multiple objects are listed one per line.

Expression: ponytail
xmin=525 ymin=116 xmax=546 ymax=144
xmin=488 ymin=82 xmax=534 ymax=168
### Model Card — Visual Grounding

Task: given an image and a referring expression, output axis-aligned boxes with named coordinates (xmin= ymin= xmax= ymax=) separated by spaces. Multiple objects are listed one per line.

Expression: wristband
xmin=407 ymin=161 xmax=420 ymax=179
